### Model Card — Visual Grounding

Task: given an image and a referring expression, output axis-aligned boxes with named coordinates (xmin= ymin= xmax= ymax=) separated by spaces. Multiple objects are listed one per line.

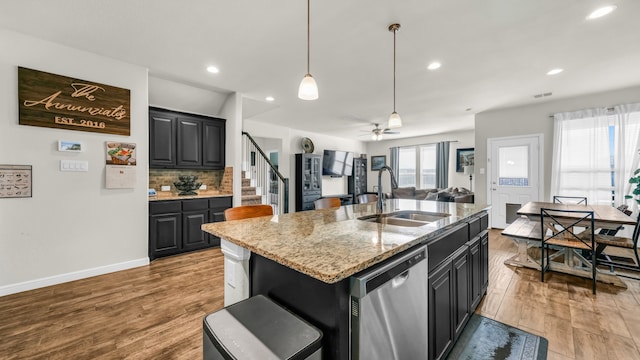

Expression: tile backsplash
xmin=149 ymin=169 xmax=224 ymax=192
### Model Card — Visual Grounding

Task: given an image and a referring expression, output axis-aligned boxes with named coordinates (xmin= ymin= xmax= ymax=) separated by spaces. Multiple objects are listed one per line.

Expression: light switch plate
xmin=60 ymin=160 xmax=88 ymax=172
xmin=161 ymin=185 xmax=170 ymax=192
xmin=200 ymin=184 xmax=207 ymax=190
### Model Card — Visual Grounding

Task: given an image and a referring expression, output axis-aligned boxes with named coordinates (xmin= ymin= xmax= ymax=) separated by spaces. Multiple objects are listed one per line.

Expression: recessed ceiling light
xmin=546 ymin=68 xmax=564 ymax=75
xmin=265 ymin=96 xmax=275 ymax=102
xmin=206 ymin=66 xmax=219 ymax=74
xmin=587 ymin=5 xmax=617 ymax=20
xmin=427 ymin=62 xmax=441 ymax=70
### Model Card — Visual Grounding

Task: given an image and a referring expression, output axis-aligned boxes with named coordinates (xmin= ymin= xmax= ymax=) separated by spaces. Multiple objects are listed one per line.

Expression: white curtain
xmin=551 ymin=103 xmax=640 ymax=208
xmin=614 ymin=103 xmax=640 ymax=213
xmin=550 ymin=108 xmax=613 ymax=205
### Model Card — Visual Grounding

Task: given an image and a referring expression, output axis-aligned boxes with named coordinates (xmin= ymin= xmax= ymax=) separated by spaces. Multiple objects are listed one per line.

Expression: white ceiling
xmin=2 ymin=0 xmax=640 ymax=142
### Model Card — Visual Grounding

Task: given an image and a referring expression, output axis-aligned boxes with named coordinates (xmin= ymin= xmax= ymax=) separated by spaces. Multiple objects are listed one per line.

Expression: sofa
xmin=388 ymin=186 xmax=474 ymax=203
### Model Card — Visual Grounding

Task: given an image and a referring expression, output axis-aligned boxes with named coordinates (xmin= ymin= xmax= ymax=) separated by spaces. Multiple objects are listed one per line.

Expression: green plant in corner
xmin=625 ymin=168 xmax=640 ymax=206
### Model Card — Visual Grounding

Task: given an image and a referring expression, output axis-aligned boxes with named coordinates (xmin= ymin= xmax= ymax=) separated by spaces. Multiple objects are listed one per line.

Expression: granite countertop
xmin=149 ymin=191 xmax=232 ymax=201
xmin=202 ymin=199 xmax=489 ymax=284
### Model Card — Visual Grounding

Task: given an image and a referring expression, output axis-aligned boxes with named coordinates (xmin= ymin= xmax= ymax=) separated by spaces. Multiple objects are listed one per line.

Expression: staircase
xmin=241 ymin=132 xmax=289 ymax=214
xmin=241 ymin=171 xmax=263 ymax=205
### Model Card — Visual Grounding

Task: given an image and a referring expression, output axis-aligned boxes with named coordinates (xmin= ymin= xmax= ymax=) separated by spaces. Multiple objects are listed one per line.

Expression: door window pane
xmin=420 ymin=145 xmax=436 ymax=188
xmin=498 ymin=146 xmax=529 ymax=186
xmin=398 ymin=147 xmax=416 ymax=187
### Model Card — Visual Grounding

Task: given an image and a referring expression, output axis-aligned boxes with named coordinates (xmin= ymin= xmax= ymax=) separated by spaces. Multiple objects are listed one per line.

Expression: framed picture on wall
xmin=456 ymin=148 xmax=474 ymax=172
xmin=371 ymin=155 xmax=386 ymax=171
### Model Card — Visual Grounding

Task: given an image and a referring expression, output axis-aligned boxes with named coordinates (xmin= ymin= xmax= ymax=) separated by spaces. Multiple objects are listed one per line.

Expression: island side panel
xmin=250 ymin=254 xmax=351 ymax=360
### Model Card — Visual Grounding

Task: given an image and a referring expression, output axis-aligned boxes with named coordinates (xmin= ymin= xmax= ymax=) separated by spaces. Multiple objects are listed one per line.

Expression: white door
xmin=488 ymin=135 xmax=543 ymax=229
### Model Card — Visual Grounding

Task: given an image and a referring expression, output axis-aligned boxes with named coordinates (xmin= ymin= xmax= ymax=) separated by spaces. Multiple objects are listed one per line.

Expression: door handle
xmin=492 ymin=188 xmax=496 ymax=191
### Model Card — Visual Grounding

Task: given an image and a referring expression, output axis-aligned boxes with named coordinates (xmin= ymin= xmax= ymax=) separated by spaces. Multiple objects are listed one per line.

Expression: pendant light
xmin=298 ymin=0 xmax=318 ymax=100
xmin=387 ymin=23 xmax=402 ymax=128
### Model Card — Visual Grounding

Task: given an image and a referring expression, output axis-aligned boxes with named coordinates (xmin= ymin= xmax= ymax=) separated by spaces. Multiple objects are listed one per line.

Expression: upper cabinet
xmin=149 ymin=107 xmax=226 ymax=170
xmin=149 ymin=110 xmax=177 ymax=167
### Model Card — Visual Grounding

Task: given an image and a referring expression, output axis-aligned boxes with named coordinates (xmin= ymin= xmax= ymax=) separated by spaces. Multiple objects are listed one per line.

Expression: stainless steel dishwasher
xmin=350 ymin=245 xmax=428 ymax=360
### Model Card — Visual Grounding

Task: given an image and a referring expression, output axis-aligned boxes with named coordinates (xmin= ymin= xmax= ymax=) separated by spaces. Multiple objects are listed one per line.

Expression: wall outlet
xmin=200 ymin=184 xmax=207 ymax=190
xmin=161 ymin=185 xmax=170 ymax=192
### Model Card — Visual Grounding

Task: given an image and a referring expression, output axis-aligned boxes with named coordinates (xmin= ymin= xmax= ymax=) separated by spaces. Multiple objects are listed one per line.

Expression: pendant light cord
xmin=306 ymin=0 xmax=310 ymax=74
xmin=393 ymin=27 xmax=396 ymax=112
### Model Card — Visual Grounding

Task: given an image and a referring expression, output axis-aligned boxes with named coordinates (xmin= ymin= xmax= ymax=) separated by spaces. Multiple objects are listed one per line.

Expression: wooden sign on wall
xmin=18 ymin=67 xmax=131 ymax=136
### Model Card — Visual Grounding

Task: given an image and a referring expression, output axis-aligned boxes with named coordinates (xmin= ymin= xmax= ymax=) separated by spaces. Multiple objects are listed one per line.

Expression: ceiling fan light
xmin=298 ymin=74 xmax=318 ymax=100
xmin=388 ymin=111 xmax=402 ymax=129
xmin=372 ymin=133 xmax=383 ymax=141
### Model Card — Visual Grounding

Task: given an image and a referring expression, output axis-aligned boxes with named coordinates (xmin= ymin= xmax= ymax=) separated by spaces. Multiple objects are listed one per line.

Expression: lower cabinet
xmin=453 ymin=248 xmax=470 ymax=340
xmin=429 ymin=257 xmax=454 ymax=360
xmin=149 ymin=213 xmax=181 ymax=258
xmin=428 ymin=213 xmax=489 ymax=360
xmin=183 ymin=209 xmax=209 ymax=251
xmin=149 ymin=196 xmax=232 ymax=260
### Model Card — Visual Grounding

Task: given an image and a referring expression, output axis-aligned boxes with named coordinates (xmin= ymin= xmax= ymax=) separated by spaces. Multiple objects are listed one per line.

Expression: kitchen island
xmin=202 ymin=199 xmax=489 ymax=360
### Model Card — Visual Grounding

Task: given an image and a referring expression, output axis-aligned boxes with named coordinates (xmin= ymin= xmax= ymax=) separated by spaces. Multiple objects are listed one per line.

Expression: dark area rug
xmin=446 ymin=314 xmax=548 ymax=360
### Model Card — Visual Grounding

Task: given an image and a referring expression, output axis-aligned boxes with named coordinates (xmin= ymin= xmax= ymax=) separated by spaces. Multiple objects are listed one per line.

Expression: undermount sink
xmin=358 ymin=211 xmax=451 ymax=227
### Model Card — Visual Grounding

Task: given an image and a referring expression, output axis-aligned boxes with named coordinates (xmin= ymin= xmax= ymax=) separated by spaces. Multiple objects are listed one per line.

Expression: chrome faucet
xmin=377 ymin=165 xmax=398 ymax=213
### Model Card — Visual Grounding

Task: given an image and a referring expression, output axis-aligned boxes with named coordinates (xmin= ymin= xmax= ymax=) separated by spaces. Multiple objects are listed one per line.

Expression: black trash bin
xmin=203 ymin=295 xmax=322 ymax=360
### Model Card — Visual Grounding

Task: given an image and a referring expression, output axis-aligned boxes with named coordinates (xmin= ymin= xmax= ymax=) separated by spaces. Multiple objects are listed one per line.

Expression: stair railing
xmin=242 ymin=131 xmax=289 ymax=214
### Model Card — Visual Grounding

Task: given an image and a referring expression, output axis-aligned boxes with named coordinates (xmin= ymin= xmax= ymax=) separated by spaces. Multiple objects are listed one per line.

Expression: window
xmin=398 ymin=147 xmax=416 ymax=187
xmin=420 ymin=145 xmax=437 ymax=188
xmin=551 ymin=105 xmax=640 ymax=206
xmin=498 ymin=146 xmax=529 ymax=186
xmin=397 ymin=144 xmax=437 ymax=188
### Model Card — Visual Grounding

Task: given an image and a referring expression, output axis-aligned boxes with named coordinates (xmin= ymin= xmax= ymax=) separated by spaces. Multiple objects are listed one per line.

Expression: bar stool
xmin=224 ymin=204 xmax=273 ymax=220
xmin=313 ymin=197 xmax=341 ymax=209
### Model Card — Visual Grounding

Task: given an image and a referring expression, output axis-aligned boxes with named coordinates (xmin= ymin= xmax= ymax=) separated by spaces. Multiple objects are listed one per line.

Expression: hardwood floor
xmin=477 ymin=229 xmax=640 ymax=360
xmin=0 ymin=249 xmax=224 ymax=359
xmin=1 ymin=230 xmax=640 ymax=359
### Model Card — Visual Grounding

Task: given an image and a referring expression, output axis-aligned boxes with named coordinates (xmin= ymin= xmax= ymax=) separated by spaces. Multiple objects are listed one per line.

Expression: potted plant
xmin=625 ymin=169 xmax=640 ymax=207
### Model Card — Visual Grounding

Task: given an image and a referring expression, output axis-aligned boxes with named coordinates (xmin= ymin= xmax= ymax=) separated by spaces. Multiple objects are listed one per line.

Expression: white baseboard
xmin=0 ymin=257 xmax=150 ymax=297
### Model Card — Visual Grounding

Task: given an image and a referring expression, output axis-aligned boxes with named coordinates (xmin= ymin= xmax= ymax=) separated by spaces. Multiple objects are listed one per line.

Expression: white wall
xmin=148 ymin=76 xmax=229 ymax=117
xmin=365 ymin=130 xmax=475 ymax=192
xmin=475 ymin=85 xmax=640 ymax=206
xmin=0 ymin=29 xmax=149 ymax=295
xmin=243 ymin=119 xmax=366 ymax=211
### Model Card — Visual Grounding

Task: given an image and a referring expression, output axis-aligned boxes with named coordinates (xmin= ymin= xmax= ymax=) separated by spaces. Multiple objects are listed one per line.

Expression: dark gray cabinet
xmin=149 ymin=110 xmax=177 ymax=167
xmin=429 ymin=258 xmax=454 ymax=360
xmin=177 ymin=118 xmax=202 ymax=167
xmin=149 ymin=107 xmax=225 ymax=170
xmin=208 ymin=197 xmax=232 ymax=247
xmin=469 ymin=236 xmax=483 ymax=310
xmin=427 ymin=212 xmax=489 ymax=360
xmin=453 ymin=248 xmax=470 ymax=340
xmin=149 ymin=201 xmax=182 ymax=259
xmin=182 ymin=199 xmax=209 ymax=251
xmin=348 ymin=157 xmax=367 ymax=203
xmin=149 ymin=196 xmax=232 ymax=260
xmin=295 ymin=153 xmax=322 ymax=211
xmin=203 ymin=121 xmax=225 ymax=169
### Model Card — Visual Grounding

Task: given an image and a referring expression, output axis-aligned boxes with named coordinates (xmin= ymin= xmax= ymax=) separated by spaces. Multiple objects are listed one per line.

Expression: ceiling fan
xmin=368 ymin=123 xmax=399 ymax=141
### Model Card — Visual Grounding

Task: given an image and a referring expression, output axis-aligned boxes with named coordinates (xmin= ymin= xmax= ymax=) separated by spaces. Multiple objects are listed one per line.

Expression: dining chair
xmin=594 ymin=211 xmax=640 ymax=276
xmin=540 ymin=207 xmax=597 ymax=294
xmin=314 ymin=197 xmax=341 ymax=209
xmin=224 ymin=204 xmax=274 ymax=221
xmin=357 ymin=194 xmax=378 ymax=204
xmin=553 ymin=195 xmax=588 ymax=205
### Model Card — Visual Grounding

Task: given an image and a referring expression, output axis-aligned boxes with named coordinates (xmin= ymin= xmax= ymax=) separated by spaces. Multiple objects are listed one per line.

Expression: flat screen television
xmin=322 ymin=150 xmax=354 ymax=176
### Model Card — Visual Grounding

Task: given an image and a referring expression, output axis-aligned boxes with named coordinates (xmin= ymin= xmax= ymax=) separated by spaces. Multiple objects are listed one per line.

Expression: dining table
xmin=501 ymin=201 xmax=637 ymax=287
